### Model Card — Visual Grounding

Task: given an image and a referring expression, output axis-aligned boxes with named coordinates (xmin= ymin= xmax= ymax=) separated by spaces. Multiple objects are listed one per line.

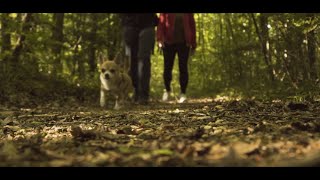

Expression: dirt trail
xmin=1 ymin=98 xmax=320 ymax=166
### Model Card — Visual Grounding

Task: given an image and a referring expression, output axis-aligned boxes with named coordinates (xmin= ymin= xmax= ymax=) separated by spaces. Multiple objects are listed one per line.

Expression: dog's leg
xmin=114 ymin=95 xmax=121 ymax=110
xmin=100 ymin=89 xmax=106 ymax=107
xmin=124 ymin=46 xmax=131 ymax=74
xmin=120 ymin=95 xmax=125 ymax=108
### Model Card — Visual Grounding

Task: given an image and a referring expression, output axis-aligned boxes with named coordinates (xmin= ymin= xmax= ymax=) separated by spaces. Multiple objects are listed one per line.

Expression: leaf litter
xmin=1 ymin=99 xmax=320 ymax=166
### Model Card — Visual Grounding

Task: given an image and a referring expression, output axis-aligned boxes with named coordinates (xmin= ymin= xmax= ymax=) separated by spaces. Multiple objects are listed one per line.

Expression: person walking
xmin=120 ymin=13 xmax=159 ymax=104
xmin=157 ymin=13 xmax=196 ymax=103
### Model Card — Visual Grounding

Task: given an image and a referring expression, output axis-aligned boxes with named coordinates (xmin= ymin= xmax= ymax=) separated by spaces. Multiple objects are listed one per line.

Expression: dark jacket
xmin=157 ymin=13 xmax=196 ymax=49
xmin=119 ymin=13 xmax=159 ymax=29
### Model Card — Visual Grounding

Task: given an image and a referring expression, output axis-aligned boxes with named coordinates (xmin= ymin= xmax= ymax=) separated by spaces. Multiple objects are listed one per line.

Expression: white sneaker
xmin=162 ymin=91 xmax=170 ymax=101
xmin=178 ymin=93 xmax=187 ymax=103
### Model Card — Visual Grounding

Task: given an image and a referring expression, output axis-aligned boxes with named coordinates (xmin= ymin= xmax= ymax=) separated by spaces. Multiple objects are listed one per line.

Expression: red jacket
xmin=157 ymin=13 xmax=196 ymax=49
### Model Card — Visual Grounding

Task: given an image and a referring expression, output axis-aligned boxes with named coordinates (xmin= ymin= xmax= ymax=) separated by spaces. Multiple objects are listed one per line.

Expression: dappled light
xmin=2 ymin=98 xmax=320 ymax=166
xmin=1 ymin=13 xmax=320 ymax=166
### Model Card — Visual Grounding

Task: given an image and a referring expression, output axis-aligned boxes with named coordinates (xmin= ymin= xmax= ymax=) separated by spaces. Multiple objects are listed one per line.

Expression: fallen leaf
xmin=153 ymin=149 xmax=173 ymax=156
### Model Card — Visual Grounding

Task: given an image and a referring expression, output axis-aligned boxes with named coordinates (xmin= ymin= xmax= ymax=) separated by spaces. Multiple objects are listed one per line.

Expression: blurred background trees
xmin=0 ymin=13 xmax=319 ymax=106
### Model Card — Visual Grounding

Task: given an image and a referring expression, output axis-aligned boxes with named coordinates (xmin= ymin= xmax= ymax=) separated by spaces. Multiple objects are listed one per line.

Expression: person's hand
xmin=158 ymin=42 xmax=164 ymax=54
xmin=158 ymin=42 xmax=164 ymax=49
xmin=190 ymin=47 xmax=196 ymax=56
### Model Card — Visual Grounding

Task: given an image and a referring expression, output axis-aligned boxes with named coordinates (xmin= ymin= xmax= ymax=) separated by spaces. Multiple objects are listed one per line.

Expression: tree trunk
xmin=306 ymin=13 xmax=317 ymax=81
xmin=274 ymin=19 xmax=299 ymax=89
xmin=1 ymin=13 xmax=11 ymax=62
xmin=225 ymin=14 xmax=243 ymax=83
xmin=88 ymin=13 xmax=98 ymax=77
xmin=251 ymin=13 xmax=275 ymax=82
xmin=51 ymin=13 xmax=64 ymax=77
xmin=224 ymin=14 xmax=233 ymax=85
xmin=69 ymin=14 xmax=85 ymax=79
xmin=10 ymin=13 xmax=33 ymax=64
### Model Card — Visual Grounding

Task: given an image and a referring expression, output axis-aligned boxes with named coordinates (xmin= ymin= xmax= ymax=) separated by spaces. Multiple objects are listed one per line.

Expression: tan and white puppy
xmin=99 ymin=56 xmax=133 ymax=110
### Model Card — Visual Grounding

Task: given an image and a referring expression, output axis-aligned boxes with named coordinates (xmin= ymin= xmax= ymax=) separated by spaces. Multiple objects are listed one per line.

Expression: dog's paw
xmin=100 ymin=102 xmax=106 ymax=107
xmin=114 ymin=104 xmax=122 ymax=110
xmin=100 ymin=89 xmax=106 ymax=107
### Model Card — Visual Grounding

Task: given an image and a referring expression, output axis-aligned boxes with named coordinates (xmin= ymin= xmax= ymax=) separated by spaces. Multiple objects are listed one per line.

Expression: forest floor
xmin=1 ymin=97 xmax=320 ymax=167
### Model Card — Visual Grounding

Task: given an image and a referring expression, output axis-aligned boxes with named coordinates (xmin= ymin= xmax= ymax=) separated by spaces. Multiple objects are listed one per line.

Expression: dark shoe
xmin=138 ymin=98 xmax=149 ymax=105
xmin=132 ymin=93 xmax=140 ymax=103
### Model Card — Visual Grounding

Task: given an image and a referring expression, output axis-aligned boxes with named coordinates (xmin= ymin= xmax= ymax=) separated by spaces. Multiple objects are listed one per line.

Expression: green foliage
xmin=1 ymin=13 xmax=320 ymax=105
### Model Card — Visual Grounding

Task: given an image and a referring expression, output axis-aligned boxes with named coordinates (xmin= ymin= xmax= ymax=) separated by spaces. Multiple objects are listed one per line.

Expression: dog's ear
xmin=98 ymin=52 xmax=107 ymax=65
xmin=113 ymin=48 xmax=127 ymax=70
xmin=114 ymin=54 xmax=121 ymax=66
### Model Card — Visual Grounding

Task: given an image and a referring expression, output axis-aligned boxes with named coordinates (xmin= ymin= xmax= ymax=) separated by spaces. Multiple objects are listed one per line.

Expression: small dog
xmin=99 ymin=55 xmax=133 ymax=110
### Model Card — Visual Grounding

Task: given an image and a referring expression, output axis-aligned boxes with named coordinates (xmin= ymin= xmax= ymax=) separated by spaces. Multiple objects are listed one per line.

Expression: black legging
xmin=163 ymin=43 xmax=190 ymax=94
xmin=123 ymin=26 xmax=155 ymax=101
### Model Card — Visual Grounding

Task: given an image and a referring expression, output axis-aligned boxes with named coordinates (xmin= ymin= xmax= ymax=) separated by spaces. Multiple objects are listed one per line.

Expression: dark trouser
xmin=123 ymin=26 xmax=155 ymax=101
xmin=163 ymin=43 xmax=190 ymax=94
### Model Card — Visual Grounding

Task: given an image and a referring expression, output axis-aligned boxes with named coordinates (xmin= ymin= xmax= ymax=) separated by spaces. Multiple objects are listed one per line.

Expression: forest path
xmin=1 ymin=98 xmax=320 ymax=166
